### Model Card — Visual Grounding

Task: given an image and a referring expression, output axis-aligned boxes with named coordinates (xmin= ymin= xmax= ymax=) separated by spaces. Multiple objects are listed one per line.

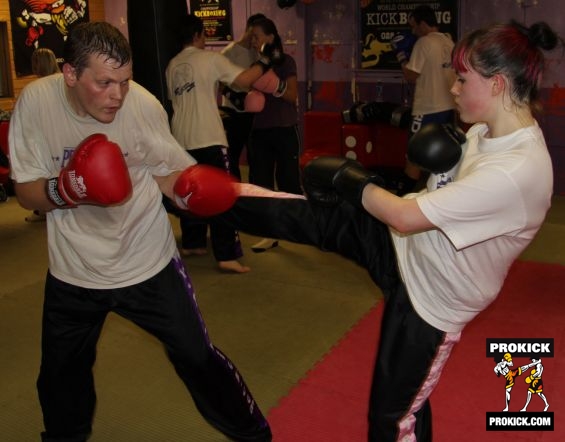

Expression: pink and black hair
xmin=452 ymin=21 xmax=560 ymax=107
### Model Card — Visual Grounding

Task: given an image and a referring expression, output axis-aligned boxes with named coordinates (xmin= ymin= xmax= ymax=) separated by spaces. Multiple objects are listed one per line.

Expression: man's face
xmin=409 ymin=17 xmax=424 ymax=38
xmin=63 ymin=53 xmax=132 ymax=124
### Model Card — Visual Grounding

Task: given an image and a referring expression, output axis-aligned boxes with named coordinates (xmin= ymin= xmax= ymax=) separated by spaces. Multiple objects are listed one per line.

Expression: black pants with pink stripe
xmin=220 ymin=196 xmax=458 ymax=442
xmin=38 ymin=256 xmax=271 ymax=442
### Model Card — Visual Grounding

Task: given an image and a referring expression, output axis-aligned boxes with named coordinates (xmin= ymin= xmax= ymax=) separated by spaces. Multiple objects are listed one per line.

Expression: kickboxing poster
xmin=9 ymin=0 xmax=90 ymax=77
xmin=189 ymin=0 xmax=233 ymax=43
xmin=360 ymin=0 xmax=458 ymax=70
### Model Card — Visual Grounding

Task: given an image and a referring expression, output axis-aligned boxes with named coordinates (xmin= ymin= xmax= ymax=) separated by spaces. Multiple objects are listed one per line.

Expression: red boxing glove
xmin=47 ymin=134 xmax=132 ymax=207
xmin=252 ymin=69 xmax=287 ymax=97
xmin=173 ymin=165 xmax=239 ymax=217
xmin=244 ymin=90 xmax=265 ymax=112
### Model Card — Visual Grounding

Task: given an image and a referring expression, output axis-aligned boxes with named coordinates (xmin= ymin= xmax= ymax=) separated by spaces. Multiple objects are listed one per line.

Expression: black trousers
xmin=247 ymin=126 xmax=302 ymax=194
xmin=38 ymin=257 xmax=271 ymax=442
xmin=180 ymin=145 xmax=243 ymax=261
xmin=219 ymin=196 xmax=455 ymax=441
xmin=222 ymin=109 xmax=254 ymax=181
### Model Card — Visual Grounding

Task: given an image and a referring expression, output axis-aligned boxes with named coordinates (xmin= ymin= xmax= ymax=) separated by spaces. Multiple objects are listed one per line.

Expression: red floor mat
xmin=268 ymin=261 xmax=565 ymax=441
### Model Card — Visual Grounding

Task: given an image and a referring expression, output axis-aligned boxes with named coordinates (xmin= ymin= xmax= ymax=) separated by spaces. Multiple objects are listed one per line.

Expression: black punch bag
xmin=127 ymin=0 xmax=187 ymax=119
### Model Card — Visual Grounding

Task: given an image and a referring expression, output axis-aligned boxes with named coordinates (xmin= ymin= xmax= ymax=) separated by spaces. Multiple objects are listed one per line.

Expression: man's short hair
xmin=180 ymin=14 xmax=204 ymax=45
xmin=63 ymin=21 xmax=131 ymax=77
xmin=410 ymin=5 xmax=438 ymax=28
xmin=246 ymin=13 xmax=266 ymax=28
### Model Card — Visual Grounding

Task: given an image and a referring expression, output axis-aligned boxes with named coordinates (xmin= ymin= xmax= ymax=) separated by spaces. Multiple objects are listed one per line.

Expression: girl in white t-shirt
xmin=222 ymin=20 xmax=561 ymax=442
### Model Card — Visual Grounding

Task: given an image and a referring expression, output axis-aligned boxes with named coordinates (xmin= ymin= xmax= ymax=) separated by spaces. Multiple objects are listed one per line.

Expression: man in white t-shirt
xmin=393 ymin=5 xmax=456 ymax=194
xmin=9 ymin=21 xmax=272 ymax=442
xmin=166 ymin=13 xmax=270 ymax=273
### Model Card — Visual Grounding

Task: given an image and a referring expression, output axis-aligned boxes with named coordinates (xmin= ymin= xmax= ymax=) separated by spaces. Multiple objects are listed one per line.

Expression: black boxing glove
xmin=333 ymin=159 xmax=385 ymax=207
xmin=303 ymin=156 xmax=384 ymax=209
xmin=303 ymin=156 xmax=348 ymax=207
xmin=407 ymin=123 xmax=466 ymax=174
xmin=222 ymin=86 xmax=247 ymax=111
xmin=253 ymin=42 xmax=283 ymax=73
xmin=342 ymin=101 xmax=399 ymax=125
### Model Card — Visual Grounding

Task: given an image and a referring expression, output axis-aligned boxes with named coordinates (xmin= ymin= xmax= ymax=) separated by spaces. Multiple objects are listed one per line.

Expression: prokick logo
xmin=487 ymin=338 xmax=554 ymax=357
xmin=486 ymin=338 xmax=554 ymax=431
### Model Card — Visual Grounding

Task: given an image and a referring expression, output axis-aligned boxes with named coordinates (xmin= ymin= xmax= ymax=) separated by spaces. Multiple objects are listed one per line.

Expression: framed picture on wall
xmin=360 ymin=0 xmax=458 ymax=70
xmin=0 ymin=22 xmax=12 ymax=98
xmin=189 ymin=0 xmax=234 ymax=43
xmin=9 ymin=0 xmax=90 ymax=77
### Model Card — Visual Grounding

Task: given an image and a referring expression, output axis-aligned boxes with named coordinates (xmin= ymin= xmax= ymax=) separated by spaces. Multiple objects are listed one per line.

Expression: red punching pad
xmin=300 ymin=112 xmax=343 ymax=169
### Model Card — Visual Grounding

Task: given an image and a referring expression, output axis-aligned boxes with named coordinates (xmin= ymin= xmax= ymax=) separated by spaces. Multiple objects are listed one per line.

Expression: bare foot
xmin=181 ymin=248 xmax=207 ymax=257
xmin=218 ymin=260 xmax=251 ymax=273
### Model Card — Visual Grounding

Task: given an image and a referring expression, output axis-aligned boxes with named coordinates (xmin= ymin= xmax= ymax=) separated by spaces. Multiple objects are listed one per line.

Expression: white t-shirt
xmin=406 ymin=32 xmax=455 ymax=115
xmin=9 ymin=74 xmax=195 ymax=289
xmin=166 ymin=46 xmax=244 ymax=149
xmin=391 ymin=123 xmax=553 ymax=332
xmin=221 ymin=42 xmax=257 ymax=112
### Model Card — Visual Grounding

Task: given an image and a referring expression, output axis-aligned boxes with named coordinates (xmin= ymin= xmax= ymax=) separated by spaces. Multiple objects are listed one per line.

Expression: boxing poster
xmin=360 ymin=0 xmax=458 ymax=70
xmin=9 ymin=0 xmax=90 ymax=77
xmin=189 ymin=0 xmax=233 ymax=43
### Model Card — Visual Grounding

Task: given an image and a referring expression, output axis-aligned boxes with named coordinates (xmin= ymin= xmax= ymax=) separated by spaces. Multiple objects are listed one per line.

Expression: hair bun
xmin=528 ymin=22 xmax=559 ymax=51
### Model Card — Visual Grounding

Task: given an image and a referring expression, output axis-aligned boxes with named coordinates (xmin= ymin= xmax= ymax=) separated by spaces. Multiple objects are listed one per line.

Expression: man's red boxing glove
xmin=47 ymin=133 xmax=132 ymax=207
xmin=252 ymin=69 xmax=287 ymax=98
xmin=173 ymin=165 xmax=239 ymax=217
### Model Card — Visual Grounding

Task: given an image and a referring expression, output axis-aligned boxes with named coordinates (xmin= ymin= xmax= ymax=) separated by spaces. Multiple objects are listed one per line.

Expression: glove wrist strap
xmin=46 ymin=177 xmax=74 ymax=207
xmin=273 ymin=80 xmax=287 ymax=98
xmin=173 ymin=193 xmax=190 ymax=211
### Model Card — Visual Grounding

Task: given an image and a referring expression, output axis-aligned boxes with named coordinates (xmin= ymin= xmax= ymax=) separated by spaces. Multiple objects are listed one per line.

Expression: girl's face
xmin=250 ymin=26 xmax=273 ymax=51
xmin=451 ymin=68 xmax=497 ymax=125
